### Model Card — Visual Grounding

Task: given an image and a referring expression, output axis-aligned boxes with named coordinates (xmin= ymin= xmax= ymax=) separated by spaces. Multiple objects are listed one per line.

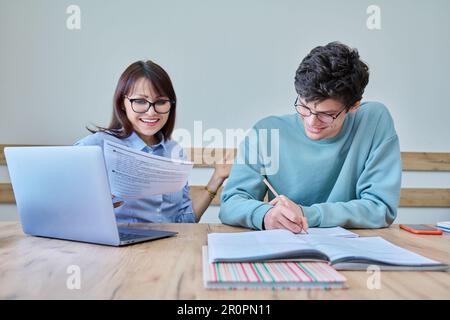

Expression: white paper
xmin=207 ymin=230 xmax=316 ymax=263
xmin=299 ymin=226 xmax=359 ymax=238
xmin=303 ymin=235 xmax=441 ymax=266
xmin=103 ymin=140 xmax=193 ymax=199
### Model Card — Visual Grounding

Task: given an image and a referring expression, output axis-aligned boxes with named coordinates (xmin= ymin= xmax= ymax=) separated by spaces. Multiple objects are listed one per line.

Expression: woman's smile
xmin=139 ymin=117 xmax=161 ymax=126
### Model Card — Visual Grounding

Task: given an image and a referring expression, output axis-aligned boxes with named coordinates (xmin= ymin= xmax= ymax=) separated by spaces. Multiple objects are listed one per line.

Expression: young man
xmin=219 ymin=42 xmax=401 ymax=232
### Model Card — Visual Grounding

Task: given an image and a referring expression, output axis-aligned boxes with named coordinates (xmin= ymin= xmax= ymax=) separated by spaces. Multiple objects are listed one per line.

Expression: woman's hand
xmin=213 ymin=163 xmax=231 ymax=180
xmin=191 ymin=152 xmax=234 ymax=221
xmin=213 ymin=151 xmax=234 ymax=180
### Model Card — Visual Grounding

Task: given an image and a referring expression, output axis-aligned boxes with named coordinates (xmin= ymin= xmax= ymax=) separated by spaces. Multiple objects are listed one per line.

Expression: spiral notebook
xmin=202 ymin=246 xmax=347 ymax=289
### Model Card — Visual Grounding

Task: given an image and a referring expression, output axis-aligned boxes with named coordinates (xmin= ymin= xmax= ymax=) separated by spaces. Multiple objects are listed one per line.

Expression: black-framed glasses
xmin=294 ymin=96 xmax=346 ymax=124
xmin=125 ymin=96 xmax=174 ymax=114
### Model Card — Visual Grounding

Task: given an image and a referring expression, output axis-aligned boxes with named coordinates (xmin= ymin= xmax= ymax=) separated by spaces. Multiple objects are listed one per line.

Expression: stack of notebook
xmin=203 ymin=227 xmax=449 ymax=289
xmin=202 ymin=246 xmax=347 ymax=289
xmin=203 ymin=227 xmax=353 ymax=289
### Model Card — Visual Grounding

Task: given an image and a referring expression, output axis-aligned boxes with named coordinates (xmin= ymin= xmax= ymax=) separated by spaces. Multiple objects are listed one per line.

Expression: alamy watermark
xmin=366 ymin=265 xmax=381 ymax=290
xmin=66 ymin=265 xmax=81 ymax=290
xmin=66 ymin=5 xmax=81 ymax=30
xmin=367 ymin=5 xmax=381 ymax=30
xmin=171 ymin=122 xmax=280 ymax=175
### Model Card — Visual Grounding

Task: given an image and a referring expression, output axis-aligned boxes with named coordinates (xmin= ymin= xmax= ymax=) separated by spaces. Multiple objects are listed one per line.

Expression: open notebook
xmin=207 ymin=230 xmax=449 ymax=271
xmin=300 ymin=226 xmax=359 ymax=237
xmin=202 ymin=246 xmax=347 ymax=289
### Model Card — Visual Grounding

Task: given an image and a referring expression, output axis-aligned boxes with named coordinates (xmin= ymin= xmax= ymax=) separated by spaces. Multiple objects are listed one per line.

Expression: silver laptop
xmin=4 ymin=146 xmax=177 ymax=246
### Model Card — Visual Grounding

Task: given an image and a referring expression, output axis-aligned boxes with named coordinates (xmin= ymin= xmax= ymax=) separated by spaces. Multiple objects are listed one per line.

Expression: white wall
xmin=1 ymin=0 xmax=449 ymax=223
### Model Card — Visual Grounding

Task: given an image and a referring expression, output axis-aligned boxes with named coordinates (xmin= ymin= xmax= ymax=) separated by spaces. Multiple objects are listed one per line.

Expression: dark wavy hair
xmin=88 ymin=60 xmax=177 ymax=140
xmin=294 ymin=42 xmax=369 ymax=110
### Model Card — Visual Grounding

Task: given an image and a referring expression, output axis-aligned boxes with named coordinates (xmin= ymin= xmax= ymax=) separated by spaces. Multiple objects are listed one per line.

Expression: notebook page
xmin=303 ymin=235 xmax=441 ymax=266
xmin=298 ymin=227 xmax=359 ymax=238
xmin=208 ymin=229 xmax=321 ymax=263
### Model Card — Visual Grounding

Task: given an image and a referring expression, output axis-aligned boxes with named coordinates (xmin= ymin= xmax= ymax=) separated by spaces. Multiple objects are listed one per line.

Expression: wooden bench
xmin=1 ymin=144 xmax=450 ymax=207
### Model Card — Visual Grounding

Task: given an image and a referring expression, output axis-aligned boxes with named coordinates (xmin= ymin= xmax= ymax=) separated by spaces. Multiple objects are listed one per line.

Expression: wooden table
xmin=0 ymin=222 xmax=449 ymax=299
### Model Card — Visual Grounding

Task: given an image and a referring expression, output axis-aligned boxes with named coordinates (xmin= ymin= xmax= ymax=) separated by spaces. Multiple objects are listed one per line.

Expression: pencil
xmin=263 ymin=178 xmax=279 ymax=197
xmin=262 ymin=178 xmax=308 ymax=234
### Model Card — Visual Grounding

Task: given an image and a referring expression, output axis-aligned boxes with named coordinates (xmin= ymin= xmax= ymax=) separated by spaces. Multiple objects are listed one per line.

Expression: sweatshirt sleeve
xmin=219 ymin=129 xmax=273 ymax=230
xmin=301 ymin=134 xmax=402 ymax=228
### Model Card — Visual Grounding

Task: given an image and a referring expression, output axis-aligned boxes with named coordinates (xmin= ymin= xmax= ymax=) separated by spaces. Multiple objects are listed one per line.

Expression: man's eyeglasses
xmin=294 ymin=96 xmax=346 ymax=124
xmin=125 ymin=96 xmax=174 ymax=114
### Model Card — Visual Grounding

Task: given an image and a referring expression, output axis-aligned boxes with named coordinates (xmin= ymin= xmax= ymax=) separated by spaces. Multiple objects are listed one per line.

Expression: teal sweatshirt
xmin=219 ymin=102 xmax=402 ymax=230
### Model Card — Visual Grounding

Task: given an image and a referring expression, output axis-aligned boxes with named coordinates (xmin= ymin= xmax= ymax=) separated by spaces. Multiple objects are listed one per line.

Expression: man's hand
xmin=263 ymin=195 xmax=308 ymax=234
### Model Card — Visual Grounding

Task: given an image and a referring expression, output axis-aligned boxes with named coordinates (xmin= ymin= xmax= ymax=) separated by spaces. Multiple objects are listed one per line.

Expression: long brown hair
xmin=88 ymin=60 xmax=177 ymax=140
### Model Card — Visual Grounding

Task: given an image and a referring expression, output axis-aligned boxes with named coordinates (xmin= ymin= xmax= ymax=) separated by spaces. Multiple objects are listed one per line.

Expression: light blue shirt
xmin=74 ymin=131 xmax=196 ymax=223
xmin=219 ymin=102 xmax=402 ymax=230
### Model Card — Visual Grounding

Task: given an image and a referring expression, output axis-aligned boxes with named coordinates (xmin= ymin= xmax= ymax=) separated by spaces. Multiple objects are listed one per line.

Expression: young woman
xmin=75 ymin=60 xmax=229 ymax=223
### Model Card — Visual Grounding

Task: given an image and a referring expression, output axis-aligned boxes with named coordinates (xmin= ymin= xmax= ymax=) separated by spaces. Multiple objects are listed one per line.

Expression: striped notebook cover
xmin=202 ymin=246 xmax=347 ymax=289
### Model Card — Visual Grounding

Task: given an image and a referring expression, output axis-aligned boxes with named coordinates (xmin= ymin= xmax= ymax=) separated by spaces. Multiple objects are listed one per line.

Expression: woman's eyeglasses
xmin=125 ymin=96 xmax=174 ymax=114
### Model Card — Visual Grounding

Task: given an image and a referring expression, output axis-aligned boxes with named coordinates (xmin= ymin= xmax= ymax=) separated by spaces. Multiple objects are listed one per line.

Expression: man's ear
xmin=348 ymin=100 xmax=361 ymax=113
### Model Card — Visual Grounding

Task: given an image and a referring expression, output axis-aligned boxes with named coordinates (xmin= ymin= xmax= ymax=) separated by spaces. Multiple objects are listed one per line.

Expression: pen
xmin=262 ymin=178 xmax=309 ymax=234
